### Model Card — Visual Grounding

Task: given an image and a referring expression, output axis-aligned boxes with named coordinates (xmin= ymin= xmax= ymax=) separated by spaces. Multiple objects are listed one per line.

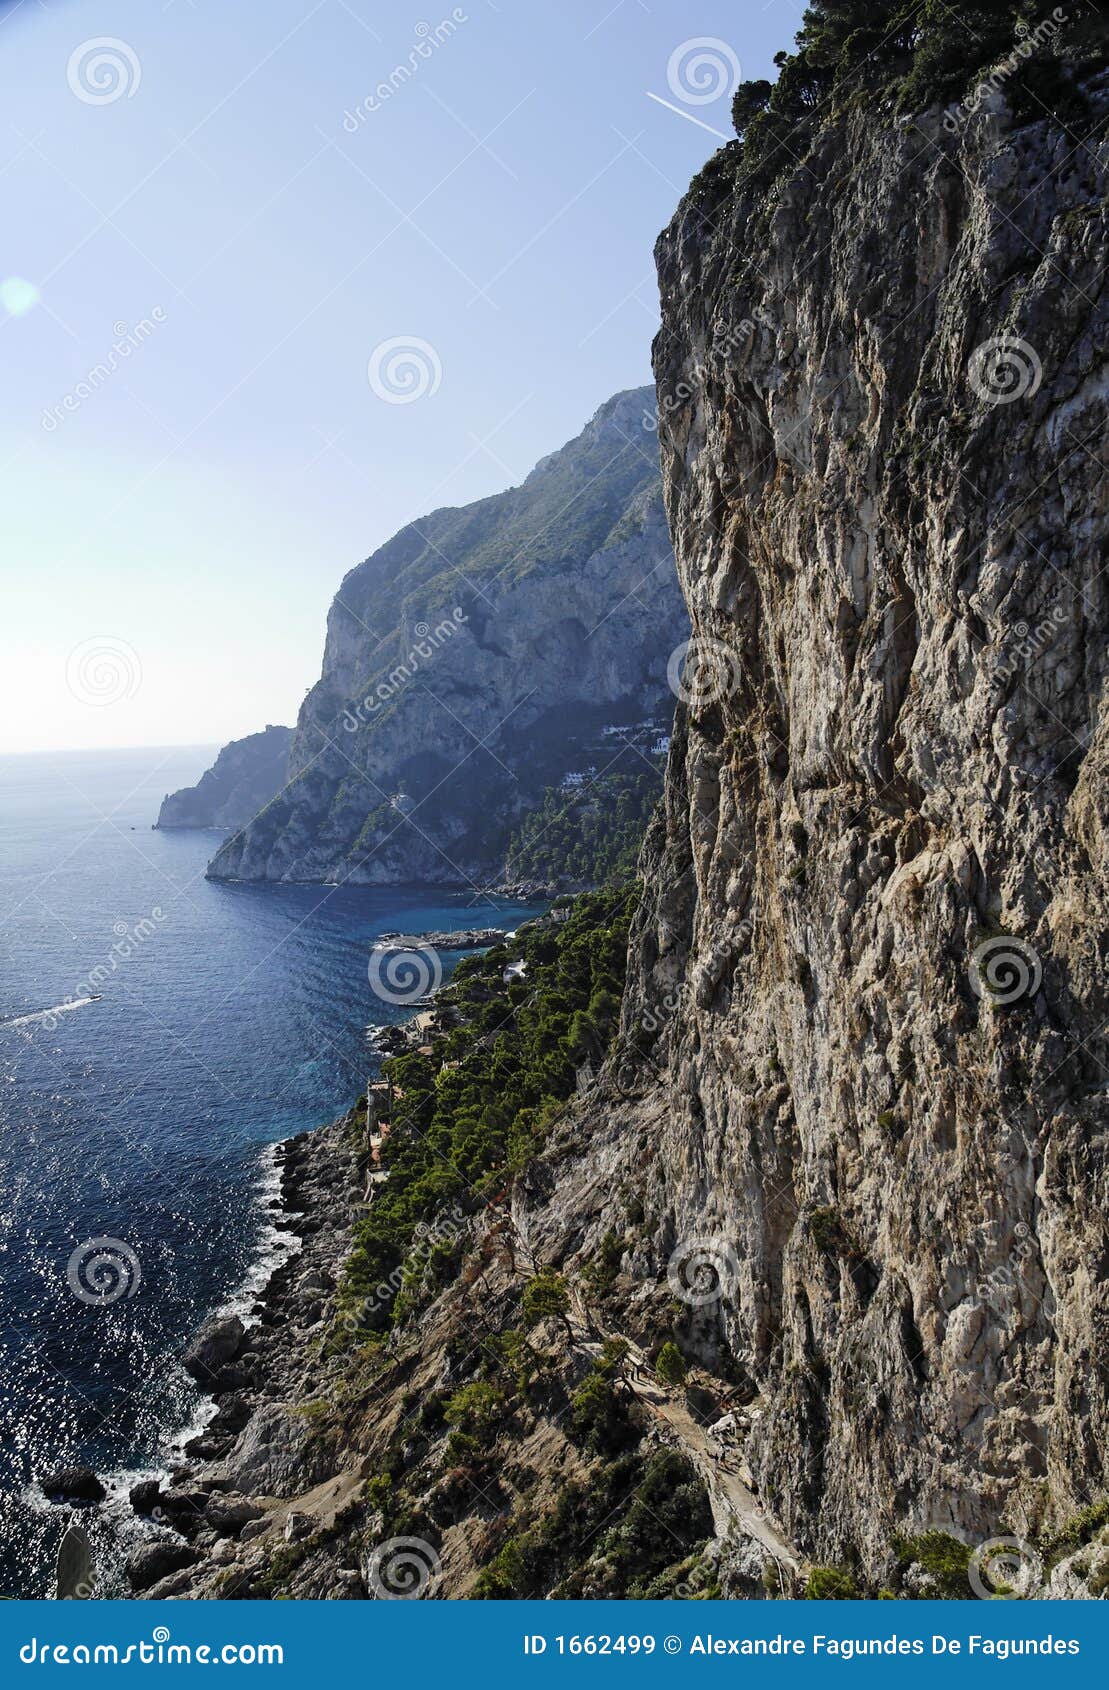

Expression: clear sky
xmin=0 ymin=0 xmax=790 ymax=752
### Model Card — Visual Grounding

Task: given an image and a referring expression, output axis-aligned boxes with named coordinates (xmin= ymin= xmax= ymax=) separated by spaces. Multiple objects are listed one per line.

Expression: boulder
xmin=126 ymin=1542 xmax=199 ymax=1592
xmin=41 ymin=1466 xmax=106 ymax=1504
xmin=128 ymin=1479 xmax=163 ymax=1516
xmin=154 ymin=1488 xmax=210 ymax=1537
xmin=226 ymin=1404 xmax=332 ymax=1498
xmin=183 ymin=1313 xmax=246 ymax=1384
xmin=204 ymin=1496 xmax=264 ymax=1537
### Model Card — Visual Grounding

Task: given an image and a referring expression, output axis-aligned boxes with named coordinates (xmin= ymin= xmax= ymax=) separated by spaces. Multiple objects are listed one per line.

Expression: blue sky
xmin=0 ymin=0 xmax=791 ymax=752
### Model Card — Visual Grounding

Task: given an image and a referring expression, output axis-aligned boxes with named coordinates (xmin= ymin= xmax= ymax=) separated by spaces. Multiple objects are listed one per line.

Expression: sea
xmin=0 ymin=746 xmax=544 ymax=1598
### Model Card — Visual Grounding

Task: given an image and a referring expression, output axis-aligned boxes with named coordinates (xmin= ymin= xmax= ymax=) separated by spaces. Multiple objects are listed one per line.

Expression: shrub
xmin=894 ymin=1530 xmax=973 ymax=1598
xmin=339 ymin=888 xmax=638 ymax=1335
xmin=521 ymin=1271 xmax=572 ymax=1333
xmin=655 ymin=1341 xmax=688 ymax=1386
xmin=804 ymin=1565 xmax=860 ymax=1599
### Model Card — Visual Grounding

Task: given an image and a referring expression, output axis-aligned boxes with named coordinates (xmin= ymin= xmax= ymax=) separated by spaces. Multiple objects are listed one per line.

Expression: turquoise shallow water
xmin=0 ymin=746 xmax=542 ymax=1596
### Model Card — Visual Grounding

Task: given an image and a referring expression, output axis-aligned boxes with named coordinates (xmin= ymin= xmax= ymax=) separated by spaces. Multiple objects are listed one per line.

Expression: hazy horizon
xmin=1 ymin=0 xmax=783 ymax=754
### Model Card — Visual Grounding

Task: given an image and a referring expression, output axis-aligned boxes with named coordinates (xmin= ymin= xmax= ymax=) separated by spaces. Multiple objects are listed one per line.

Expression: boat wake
xmin=0 ymin=996 xmax=100 ymax=1030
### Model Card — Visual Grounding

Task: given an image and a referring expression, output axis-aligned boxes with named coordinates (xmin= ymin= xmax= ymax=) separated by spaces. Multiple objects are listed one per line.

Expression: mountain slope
xmin=154 ymin=726 xmax=291 ymax=831
xmin=157 ymin=17 xmax=1109 ymax=1605
xmin=207 ymin=388 xmax=685 ymax=887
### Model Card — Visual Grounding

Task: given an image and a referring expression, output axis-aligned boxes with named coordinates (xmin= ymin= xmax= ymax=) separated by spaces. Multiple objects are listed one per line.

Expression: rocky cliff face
xmin=606 ymin=83 xmax=1109 ymax=1572
xmin=155 ymin=726 xmax=292 ymax=831
xmin=207 ymin=390 xmax=686 ymax=887
xmin=136 ymin=83 xmax=1109 ymax=1605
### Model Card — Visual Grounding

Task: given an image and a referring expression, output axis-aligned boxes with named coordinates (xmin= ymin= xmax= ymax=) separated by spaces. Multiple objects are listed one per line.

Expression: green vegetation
xmin=521 ymin=1271 xmax=572 ymax=1334
xmin=809 ymin=1205 xmax=860 ymax=1257
xmin=570 ymin=1341 xmax=639 ymax=1455
xmin=655 ymin=1341 xmax=688 ymax=1387
xmin=1041 ymin=1497 xmax=1109 ymax=1567
xmin=505 ymin=769 xmax=663 ymax=888
xmin=721 ymin=3 xmax=1101 ymax=193
xmin=473 ymin=1449 xmax=713 ymax=1599
xmin=804 ymin=1565 xmax=860 ymax=1599
xmin=444 ymin=1381 xmax=507 ymax=1463
xmin=340 ymin=887 xmax=637 ymax=1335
xmin=893 ymin=1531 xmax=974 ymax=1598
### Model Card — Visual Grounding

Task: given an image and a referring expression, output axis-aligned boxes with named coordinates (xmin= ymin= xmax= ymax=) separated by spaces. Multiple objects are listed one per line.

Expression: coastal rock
xmin=183 ymin=1313 xmax=246 ymax=1385
xmin=128 ymin=1479 xmax=162 ymax=1516
xmin=126 ymin=1542 xmax=199 ymax=1593
xmin=204 ymin=1496 xmax=265 ymax=1537
xmin=153 ymin=1488 xmax=211 ymax=1537
xmin=207 ymin=389 xmax=688 ymax=887
xmin=226 ymin=1404 xmax=333 ymax=1498
xmin=155 ymin=725 xmax=291 ymax=831
xmin=40 ymin=1466 xmax=105 ymax=1504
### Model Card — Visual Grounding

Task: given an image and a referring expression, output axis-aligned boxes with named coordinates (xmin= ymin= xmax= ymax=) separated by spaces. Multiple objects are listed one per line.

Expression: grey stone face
xmin=207 ymin=389 xmax=687 ymax=886
xmin=613 ymin=88 xmax=1109 ymax=1571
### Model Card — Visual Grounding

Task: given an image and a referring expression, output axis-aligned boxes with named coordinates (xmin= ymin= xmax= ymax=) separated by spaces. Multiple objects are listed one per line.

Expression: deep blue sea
xmin=0 ymin=746 xmax=543 ymax=1598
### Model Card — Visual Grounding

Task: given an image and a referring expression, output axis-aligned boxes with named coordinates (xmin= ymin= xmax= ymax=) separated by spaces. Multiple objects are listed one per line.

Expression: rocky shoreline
xmin=118 ymin=1115 xmax=367 ymax=1598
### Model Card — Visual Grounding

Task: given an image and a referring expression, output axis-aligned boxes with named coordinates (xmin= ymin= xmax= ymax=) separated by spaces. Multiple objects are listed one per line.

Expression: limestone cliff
xmin=604 ymin=77 xmax=1109 ymax=1572
xmin=139 ymin=66 xmax=1109 ymax=1606
xmin=207 ymin=389 xmax=686 ymax=887
xmin=155 ymin=726 xmax=292 ymax=832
